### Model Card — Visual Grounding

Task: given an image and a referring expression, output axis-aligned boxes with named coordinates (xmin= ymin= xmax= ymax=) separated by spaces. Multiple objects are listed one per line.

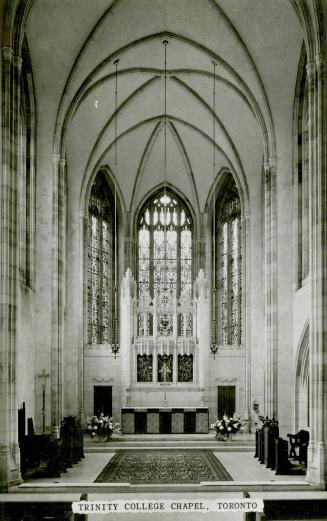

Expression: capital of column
xmin=315 ymin=53 xmax=325 ymax=70
xmin=2 ymin=46 xmax=13 ymax=62
xmin=59 ymin=158 xmax=66 ymax=169
xmin=263 ymin=157 xmax=277 ymax=177
xmin=306 ymin=62 xmax=315 ymax=81
xmin=52 ymin=153 xmax=61 ymax=164
xmin=13 ymin=55 xmax=22 ymax=70
xmin=79 ymin=210 xmax=88 ymax=223
xmin=263 ymin=161 xmax=270 ymax=173
xmin=269 ymin=156 xmax=277 ymax=171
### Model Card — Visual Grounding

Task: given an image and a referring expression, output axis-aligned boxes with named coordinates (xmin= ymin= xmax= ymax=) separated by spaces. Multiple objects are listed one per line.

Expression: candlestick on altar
xmin=37 ymin=369 xmax=50 ymax=434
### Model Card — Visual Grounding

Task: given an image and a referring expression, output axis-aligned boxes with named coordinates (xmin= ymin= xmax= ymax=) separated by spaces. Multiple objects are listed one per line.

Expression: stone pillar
xmin=195 ymin=269 xmax=209 ymax=398
xmin=263 ymin=158 xmax=277 ymax=418
xmin=124 ymin=233 xmax=136 ymax=274
xmin=306 ymin=53 xmax=327 ymax=487
xmin=193 ymin=236 xmax=206 ymax=277
xmin=50 ymin=154 xmax=66 ymax=438
xmin=79 ymin=210 xmax=88 ymax=423
xmin=243 ymin=213 xmax=251 ymax=429
xmin=0 ymin=46 xmax=22 ymax=490
xmin=120 ymin=269 xmax=135 ymax=406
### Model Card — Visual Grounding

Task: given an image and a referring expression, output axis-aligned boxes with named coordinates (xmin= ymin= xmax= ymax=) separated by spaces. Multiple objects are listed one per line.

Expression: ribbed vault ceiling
xmin=26 ymin=0 xmax=303 ymax=214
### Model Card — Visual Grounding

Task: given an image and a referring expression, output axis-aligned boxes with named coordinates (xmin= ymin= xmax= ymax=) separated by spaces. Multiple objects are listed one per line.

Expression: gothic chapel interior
xmin=1 ymin=0 xmax=327 ymax=502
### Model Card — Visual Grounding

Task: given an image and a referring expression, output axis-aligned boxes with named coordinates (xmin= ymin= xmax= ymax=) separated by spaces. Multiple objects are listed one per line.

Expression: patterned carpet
xmin=95 ymin=449 xmax=233 ymax=483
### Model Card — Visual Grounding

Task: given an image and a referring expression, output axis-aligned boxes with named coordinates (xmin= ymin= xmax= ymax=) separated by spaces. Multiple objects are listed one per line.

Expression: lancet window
xmin=215 ymin=178 xmax=242 ymax=345
xmin=295 ymin=54 xmax=309 ymax=286
xmin=19 ymin=41 xmax=35 ymax=288
xmin=87 ymin=173 xmax=115 ymax=344
xmin=137 ymin=190 xmax=193 ymax=336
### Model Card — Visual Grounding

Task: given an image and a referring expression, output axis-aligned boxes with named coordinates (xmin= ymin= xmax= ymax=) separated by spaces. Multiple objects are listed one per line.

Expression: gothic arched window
xmin=19 ymin=40 xmax=35 ymax=288
xmin=88 ymin=173 xmax=115 ymax=344
xmin=215 ymin=178 xmax=242 ymax=345
xmin=137 ymin=189 xmax=193 ymax=336
xmin=295 ymin=54 xmax=309 ymax=286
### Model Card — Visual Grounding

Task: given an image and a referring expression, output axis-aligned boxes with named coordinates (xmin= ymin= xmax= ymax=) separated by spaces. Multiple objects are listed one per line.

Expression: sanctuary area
xmin=0 ymin=1 xmax=327 ymax=520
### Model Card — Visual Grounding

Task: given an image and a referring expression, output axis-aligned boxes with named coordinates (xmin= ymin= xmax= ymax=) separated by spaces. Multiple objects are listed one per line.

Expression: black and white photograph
xmin=0 ymin=0 xmax=326 ymax=520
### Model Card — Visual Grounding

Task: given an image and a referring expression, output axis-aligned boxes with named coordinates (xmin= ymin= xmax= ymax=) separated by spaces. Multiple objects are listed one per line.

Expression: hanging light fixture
xmin=160 ymin=39 xmax=170 ymax=333
xmin=210 ymin=60 xmax=219 ymax=359
xmin=111 ymin=58 xmax=120 ymax=358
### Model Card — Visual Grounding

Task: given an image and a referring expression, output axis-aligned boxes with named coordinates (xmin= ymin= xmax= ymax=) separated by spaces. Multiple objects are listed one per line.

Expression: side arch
xmin=295 ymin=321 xmax=310 ymax=431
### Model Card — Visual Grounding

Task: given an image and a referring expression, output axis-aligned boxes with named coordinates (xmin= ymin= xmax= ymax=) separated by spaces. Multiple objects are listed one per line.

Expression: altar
xmin=121 ymin=407 xmax=209 ymax=434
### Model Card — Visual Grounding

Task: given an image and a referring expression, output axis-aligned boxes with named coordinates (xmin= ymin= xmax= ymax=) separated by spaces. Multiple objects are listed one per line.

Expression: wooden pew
xmin=18 ymin=407 xmax=84 ymax=479
xmin=275 ymin=437 xmax=290 ymax=475
xmin=20 ymin=434 xmax=61 ymax=478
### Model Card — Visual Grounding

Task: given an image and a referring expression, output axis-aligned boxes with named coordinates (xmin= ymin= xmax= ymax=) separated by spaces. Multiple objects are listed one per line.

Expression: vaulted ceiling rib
xmin=25 ymin=0 xmax=303 ymax=215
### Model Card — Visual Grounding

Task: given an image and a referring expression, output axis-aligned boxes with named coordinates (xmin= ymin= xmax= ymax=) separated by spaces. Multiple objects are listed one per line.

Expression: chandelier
xmin=210 ymin=60 xmax=219 ymax=359
xmin=159 ymin=39 xmax=171 ymax=335
xmin=111 ymin=58 xmax=120 ymax=358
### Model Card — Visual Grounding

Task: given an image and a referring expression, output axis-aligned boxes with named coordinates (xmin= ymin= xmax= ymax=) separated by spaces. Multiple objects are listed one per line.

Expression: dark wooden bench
xmin=287 ymin=429 xmax=309 ymax=465
xmin=20 ymin=434 xmax=61 ymax=477
xmin=18 ymin=405 xmax=84 ymax=479
xmin=275 ymin=437 xmax=291 ymax=475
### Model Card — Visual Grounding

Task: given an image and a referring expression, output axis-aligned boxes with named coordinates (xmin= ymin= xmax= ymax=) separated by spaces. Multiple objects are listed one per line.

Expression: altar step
xmin=84 ymin=433 xmax=254 ymax=451
xmin=14 ymin=481 xmax=316 ymax=494
xmin=84 ymin=434 xmax=255 ymax=448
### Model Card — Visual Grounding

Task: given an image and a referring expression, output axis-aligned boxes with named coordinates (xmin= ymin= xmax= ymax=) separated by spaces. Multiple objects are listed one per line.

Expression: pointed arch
xmin=214 ymin=173 xmax=242 ymax=346
xmin=293 ymin=45 xmax=309 ymax=288
xmin=295 ymin=321 xmax=310 ymax=430
xmin=87 ymin=171 xmax=120 ymax=345
xmin=136 ymin=187 xmax=194 ymax=329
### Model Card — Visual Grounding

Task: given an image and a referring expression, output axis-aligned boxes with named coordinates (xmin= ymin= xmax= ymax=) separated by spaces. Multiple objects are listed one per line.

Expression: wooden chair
xmin=287 ymin=429 xmax=309 ymax=465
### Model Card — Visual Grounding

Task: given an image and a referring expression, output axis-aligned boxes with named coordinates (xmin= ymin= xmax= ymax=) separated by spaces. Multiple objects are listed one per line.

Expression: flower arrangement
xmin=211 ymin=415 xmax=245 ymax=440
xmin=86 ymin=413 xmax=120 ymax=441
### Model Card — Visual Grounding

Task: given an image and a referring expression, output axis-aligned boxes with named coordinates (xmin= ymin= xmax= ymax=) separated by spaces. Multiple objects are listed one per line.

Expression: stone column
xmin=124 ymin=233 xmax=136 ymax=274
xmin=79 ymin=210 xmax=88 ymax=423
xmin=193 ymin=236 xmax=206 ymax=277
xmin=0 ymin=47 xmax=22 ymax=490
xmin=195 ymin=269 xmax=209 ymax=398
xmin=263 ymin=158 xmax=278 ymax=418
xmin=120 ymin=269 xmax=135 ymax=407
xmin=243 ymin=213 xmax=251 ymax=429
xmin=50 ymin=154 xmax=66 ymax=439
xmin=306 ymin=53 xmax=327 ymax=487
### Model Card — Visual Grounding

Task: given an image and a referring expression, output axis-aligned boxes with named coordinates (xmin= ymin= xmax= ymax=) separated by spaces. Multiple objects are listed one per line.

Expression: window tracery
xmin=88 ymin=173 xmax=115 ymax=344
xmin=215 ymin=179 xmax=242 ymax=345
xmin=137 ymin=190 xmax=193 ymax=337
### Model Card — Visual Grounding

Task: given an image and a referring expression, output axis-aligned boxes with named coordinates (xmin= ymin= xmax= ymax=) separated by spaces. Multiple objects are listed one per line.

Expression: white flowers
xmin=86 ymin=413 xmax=120 ymax=440
xmin=213 ymin=414 xmax=245 ymax=438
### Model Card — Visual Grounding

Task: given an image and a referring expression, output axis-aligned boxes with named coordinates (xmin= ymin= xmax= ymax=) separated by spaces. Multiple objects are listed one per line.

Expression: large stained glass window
xmin=215 ymin=178 xmax=242 ymax=345
xmin=88 ymin=173 xmax=115 ymax=344
xmin=137 ymin=190 xmax=193 ymax=336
